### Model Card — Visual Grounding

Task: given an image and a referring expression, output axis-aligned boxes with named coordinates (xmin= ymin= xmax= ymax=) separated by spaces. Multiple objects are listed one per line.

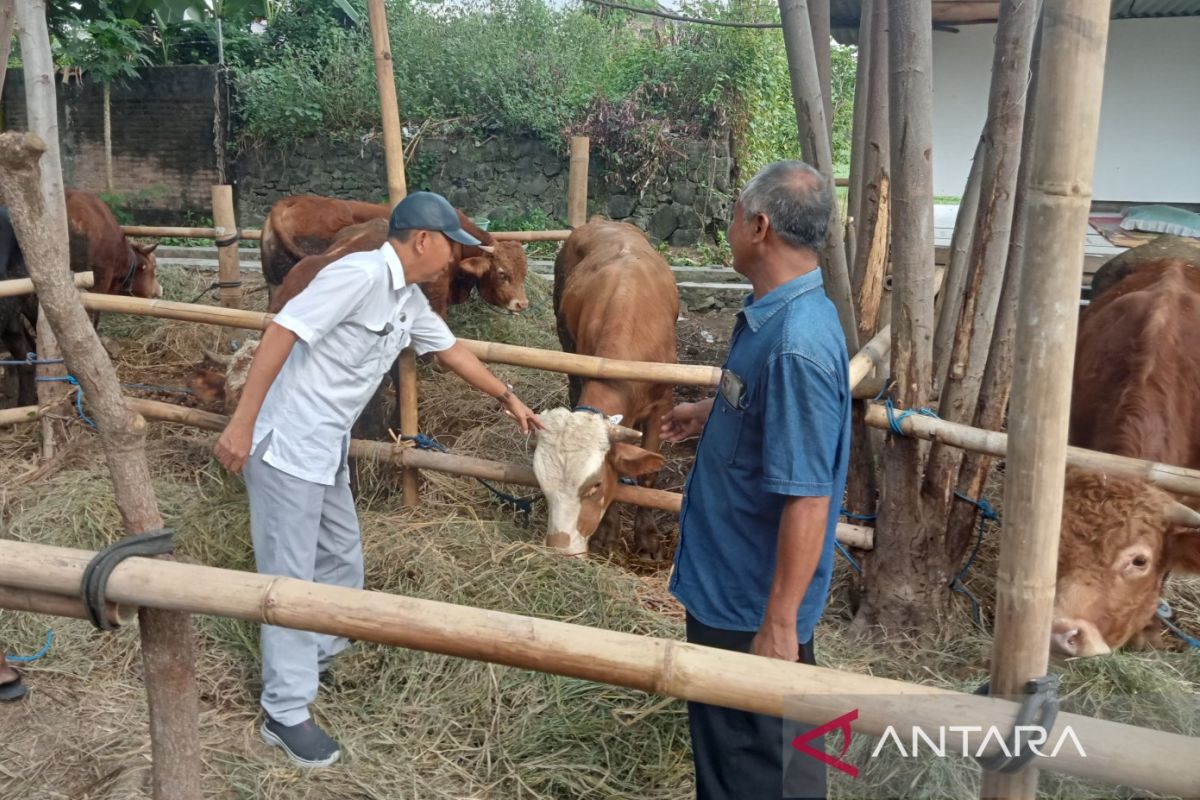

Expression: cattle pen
xmin=2 ymin=2 xmax=1200 ymax=800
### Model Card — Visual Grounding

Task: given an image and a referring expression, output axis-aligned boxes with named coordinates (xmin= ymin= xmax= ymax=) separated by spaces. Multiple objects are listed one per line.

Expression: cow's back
xmin=554 ymin=220 xmax=678 ymax=363
xmin=65 ymin=190 xmax=127 ymax=288
xmin=262 ymin=195 xmax=389 ymax=286
xmin=268 ymin=219 xmax=389 ymax=313
xmin=1071 ymin=258 xmax=1200 ymax=469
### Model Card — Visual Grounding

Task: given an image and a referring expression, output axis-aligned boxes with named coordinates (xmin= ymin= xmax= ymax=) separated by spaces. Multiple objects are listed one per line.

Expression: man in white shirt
xmin=214 ymin=191 xmax=541 ymax=767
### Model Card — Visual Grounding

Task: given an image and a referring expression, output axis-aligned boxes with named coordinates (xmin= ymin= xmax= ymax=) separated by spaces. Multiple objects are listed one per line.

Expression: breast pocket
xmin=364 ymin=313 xmax=410 ymax=377
xmin=707 ymin=389 xmax=746 ymax=466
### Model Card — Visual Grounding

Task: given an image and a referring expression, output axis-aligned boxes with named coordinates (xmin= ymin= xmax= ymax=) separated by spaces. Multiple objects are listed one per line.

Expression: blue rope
xmin=402 ymin=433 xmax=538 ymax=524
xmin=6 ymin=630 xmax=54 ymax=663
xmin=950 ymin=492 xmax=999 ymax=629
xmin=36 ymin=375 xmax=96 ymax=429
xmin=0 ymin=352 xmax=64 ymax=367
xmin=840 ymin=507 xmax=877 ymax=522
xmin=835 ymin=541 xmax=863 ymax=575
xmin=1157 ymin=601 xmax=1200 ymax=649
xmin=884 ymin=395 xmax=941 ymax=436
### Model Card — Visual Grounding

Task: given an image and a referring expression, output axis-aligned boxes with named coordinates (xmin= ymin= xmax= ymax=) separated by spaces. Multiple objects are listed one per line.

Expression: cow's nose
xmin=153 ymin=283 xmax=164 ymax=299
xmin=546 ymin=532 xmax=572 ymax=550
xmin=509 ymin=298 xmax=529 ymax=314
xmin=1051 ymin=625 xmax=1081 ymax=657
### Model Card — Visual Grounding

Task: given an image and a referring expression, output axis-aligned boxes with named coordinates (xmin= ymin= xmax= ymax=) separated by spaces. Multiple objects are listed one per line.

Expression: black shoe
xmin=260 ymin=716 xmax=341 ymax=768
xmin=318 ymin=668 xmax=336 ymax=688
xmin=0 ymin=671 xmax=26 ymax=702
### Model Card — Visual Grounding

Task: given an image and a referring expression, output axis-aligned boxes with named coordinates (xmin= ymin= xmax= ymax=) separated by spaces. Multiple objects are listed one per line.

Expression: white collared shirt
xmin=253 ymin=243 xmax=455 ymax=485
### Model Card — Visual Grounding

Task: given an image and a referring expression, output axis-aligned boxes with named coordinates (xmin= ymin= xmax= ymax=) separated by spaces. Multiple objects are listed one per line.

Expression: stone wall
xmin=236 ymin=131 xmax=734 ymax=244
xmin=2 ymin=66 xmax=227 ymax=223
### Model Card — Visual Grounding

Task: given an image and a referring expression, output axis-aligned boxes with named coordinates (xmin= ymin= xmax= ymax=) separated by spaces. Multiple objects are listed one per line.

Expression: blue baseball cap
xmin=388 ymin=191 xmax=481 ymax=246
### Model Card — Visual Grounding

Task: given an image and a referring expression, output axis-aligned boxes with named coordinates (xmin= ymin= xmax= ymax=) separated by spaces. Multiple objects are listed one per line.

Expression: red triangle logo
xmin=791 ymin=708 xmax=860 ymax=778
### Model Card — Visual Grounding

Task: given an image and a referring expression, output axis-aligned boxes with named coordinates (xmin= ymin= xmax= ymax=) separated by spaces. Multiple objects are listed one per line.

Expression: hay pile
xmin=1 ymin=264 xmax=1198 ymax=799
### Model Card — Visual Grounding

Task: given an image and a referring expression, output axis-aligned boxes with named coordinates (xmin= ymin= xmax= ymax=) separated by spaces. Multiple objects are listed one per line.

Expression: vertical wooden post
xmin=211 ymin=185 xmax=240 ymax=345
xmin=850 ymin=0 xmax=889 ymax=319
xmin=933 ymin=137 xmax=985 ymax=391
xmin=365 ymin=0 xmax=418 ymax=505
xmin=0 ymin=0 xmax=14 ymax=100
xmin=13 ymin=0 xmax=64 ymax=461
xmin=366 ymin=0 xmax=407 ymax=207
xmin=982 ymin=4 xmax=1110 ymax=798
xmin=777 ymin=0 xmax=859 ymax=352
xmin=567 ymin=136 xmax=590 ymax=228
xmin=844 ymin=0 xmax=872 ymax=277
xmin=807 ymin=0 xmax=833 ymax=144
xmin=924 ymin=0 xmax=1042 ymax=518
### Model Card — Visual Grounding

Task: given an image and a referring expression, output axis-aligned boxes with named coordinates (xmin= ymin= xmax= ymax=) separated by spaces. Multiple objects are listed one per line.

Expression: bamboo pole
xmin=860 ymin=403 xmax=1200 ymax=500
xmin=777 ymin=0 xmax=859 ymax=352
xmin=1 ymin=541 xmax=1198 ymax=796
xmin=983 ymin=6 xmax=1111 ymax=794
xmin=211 ymin=185 xmax=241 ymax=317
xmin=366 ymin=0 xmax=407 ymax=206
xmin=0 ymin=270 xmax=93 ymax=297
xmin=399 ymin=348 xmax=419 ymax=506
xmin=119 ymin=225 xmax=568 ymax=243
xmin=0 ymin=129 xmax=201 ymax=800
xmin=567 ymin=136 xmax=590 ymax=228
xmin=490 ymin=229 xmax=571 ymax=242
xmin=0 ymin=584 xmax=135 ymax=627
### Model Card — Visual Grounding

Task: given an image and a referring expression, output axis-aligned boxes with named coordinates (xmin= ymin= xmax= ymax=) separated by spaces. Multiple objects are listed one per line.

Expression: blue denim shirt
xmin=669 ymin=270 xmax=851 ymax=642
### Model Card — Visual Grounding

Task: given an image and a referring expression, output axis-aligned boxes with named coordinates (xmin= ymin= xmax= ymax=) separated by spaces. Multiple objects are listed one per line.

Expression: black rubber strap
xmin=215 ymin=232 xmax=241 ymax=248
xmin=216 ymin=280 xmax=243 ymax=288
xmin=973 ymin=675 xmax=1061 ymax=773
xmin=80 ymin=530 xmax=174 ymax=630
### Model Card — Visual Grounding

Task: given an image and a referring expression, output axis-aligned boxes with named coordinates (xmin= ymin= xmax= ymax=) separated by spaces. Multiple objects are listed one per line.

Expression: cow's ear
xmin=1166 ymin=530 xmax=1200 ymax=575
xmin=608 ymin=443 xmax=664 ymax=477
xmin=136 ymin=242 xmax=159 ymax=255
xmin=458 ymin=256 xmax=490 ymax=278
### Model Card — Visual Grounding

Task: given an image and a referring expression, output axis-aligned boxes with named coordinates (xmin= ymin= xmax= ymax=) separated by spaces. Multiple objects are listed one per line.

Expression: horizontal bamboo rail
xmin=120 ymin=225 xmax=571 ymax=244
xmin=0 ymin=584 xmax=134 ymax=627
xmin=0 ymin=270 xmax=93 ymax=297
xmin=0 ymin=539 xmax=1195 ymax=796
xmin=863 ymin=403 xmax=1200 ymax=499
xmin=123 ymin=398 xmax=872 ymax=548
xmin=77 ymin=293 xmax=725 ymax=387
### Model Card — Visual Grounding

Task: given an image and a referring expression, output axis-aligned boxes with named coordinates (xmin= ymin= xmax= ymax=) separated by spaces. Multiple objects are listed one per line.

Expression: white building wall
xmin=930 ymin=17 xmax=1200 ymax=203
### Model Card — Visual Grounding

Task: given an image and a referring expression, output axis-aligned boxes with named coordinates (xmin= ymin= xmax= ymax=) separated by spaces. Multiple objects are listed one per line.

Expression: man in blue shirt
xmin=662 ymin=161 xmax=851 ymax=799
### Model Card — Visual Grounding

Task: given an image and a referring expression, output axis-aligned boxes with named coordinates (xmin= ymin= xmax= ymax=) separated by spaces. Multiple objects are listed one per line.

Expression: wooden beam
xmin=0 ymin=270 xmax=93 ymax=297
xmin=1 ymin=539 xmax=1198 ymax=796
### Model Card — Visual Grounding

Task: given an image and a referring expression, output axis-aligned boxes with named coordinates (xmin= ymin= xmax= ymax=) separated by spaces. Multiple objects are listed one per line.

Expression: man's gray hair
xmin=739 ymin=161 xmax=832 ymax=251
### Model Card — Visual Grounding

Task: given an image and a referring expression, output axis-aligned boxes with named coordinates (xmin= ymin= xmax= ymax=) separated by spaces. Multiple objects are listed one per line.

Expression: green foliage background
xmin=30 ymin=0 xmax=857 ymax=178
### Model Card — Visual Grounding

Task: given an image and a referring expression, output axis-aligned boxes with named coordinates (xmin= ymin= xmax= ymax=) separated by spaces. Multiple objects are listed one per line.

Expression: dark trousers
xmin=686 ymin=613 xmax=827 ymax=800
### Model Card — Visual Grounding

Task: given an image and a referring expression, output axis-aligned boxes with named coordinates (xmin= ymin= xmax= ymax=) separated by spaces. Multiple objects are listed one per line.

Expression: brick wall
xmin=2 ymin=66 xmax=227 ymax=223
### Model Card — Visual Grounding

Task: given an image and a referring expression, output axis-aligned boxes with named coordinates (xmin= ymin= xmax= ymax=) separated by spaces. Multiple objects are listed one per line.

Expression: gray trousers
xmin=244 ymin=433 xmax=364 ymax=725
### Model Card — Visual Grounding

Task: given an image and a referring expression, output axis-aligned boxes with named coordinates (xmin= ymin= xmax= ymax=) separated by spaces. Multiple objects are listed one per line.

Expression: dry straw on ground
xmin=1 ymin=264 xmax=1197 ymax=799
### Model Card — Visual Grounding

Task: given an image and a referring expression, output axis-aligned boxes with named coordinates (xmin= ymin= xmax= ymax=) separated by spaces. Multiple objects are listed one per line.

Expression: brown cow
xmin=531 ymin=219 xmax=679 ymax=558
xmin=189 ymin=339 xmax=259 ymax=415
xmin=260 ymin=195 xmax=529 ymax=316
xmin=1054 ymin=256 xmax=1200 ymax=657
xmin=66 ymin=190 xmax=161 ymax=298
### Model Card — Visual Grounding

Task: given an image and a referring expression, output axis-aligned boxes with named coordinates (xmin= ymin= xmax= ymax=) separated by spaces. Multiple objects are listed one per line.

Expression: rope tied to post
xmin=214 ymin=230 xmax=241 ymax=248
xmin=36 ymin=374 xmax=96 ymax=429
xmin=0 ymin=352 xmax=65 ymax=367
xmin=80 ymin=530 xmax=174 ymax=631
xmin=1157 ymin=601 xmax=1200 ymax=649
xmin=399 ymin=432 xmax=538 ymax=527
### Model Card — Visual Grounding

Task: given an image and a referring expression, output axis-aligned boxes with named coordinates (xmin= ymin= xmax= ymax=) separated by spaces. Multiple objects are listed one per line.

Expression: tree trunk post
xmin=844 ymin=9 xmax=869 ymax=271
xmin=947 ymin=15 xmax=1044 ymax=561
xmin=981 ymin=4 xmax=1110 ymax=797
xmin=924 ymin=0 xmax=1041 ymax=519
xmin=0 ymin=130 xmax=203 ymax=800
xmin=854 ymin=0 xmax=944 ymax=633
xmin=777 ymin=0 xmax=859 ymax=352
xmin=0 ymin=0 xmax=14 ymax=100
xmin=567 ymin=135 xmax=590 ymax=228
xmin=103 ymin=81 xmax=113 ymax=192
xmin=808 ymin=0 xmax=833 ymax=144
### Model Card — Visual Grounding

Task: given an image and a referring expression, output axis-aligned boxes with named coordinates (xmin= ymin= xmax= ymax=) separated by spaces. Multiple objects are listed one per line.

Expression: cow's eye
xmin=1132 ymin=555 xmax=1149 ymax=568
xmin=499 ymin=271 xmax=510 ymax=283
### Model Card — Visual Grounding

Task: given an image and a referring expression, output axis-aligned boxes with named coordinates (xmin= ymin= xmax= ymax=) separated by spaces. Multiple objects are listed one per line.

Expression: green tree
xmin=58 ymin=16 xmax=152 ymax=190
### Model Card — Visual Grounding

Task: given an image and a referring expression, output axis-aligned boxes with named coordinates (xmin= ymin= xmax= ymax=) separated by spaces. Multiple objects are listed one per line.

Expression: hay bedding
xmin=2 ymin=265 xmax=1199 ymax=799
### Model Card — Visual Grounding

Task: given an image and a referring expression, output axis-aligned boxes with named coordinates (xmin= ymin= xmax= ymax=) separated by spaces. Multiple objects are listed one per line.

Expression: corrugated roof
xmin=832 ymin=0 xmax=1200 ymax=43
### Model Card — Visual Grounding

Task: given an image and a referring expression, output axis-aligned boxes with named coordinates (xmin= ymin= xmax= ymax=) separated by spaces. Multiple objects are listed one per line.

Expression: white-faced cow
xmin=532 ymin=219 xmax=679 ymax=559
xmin=1054 ymin=256 xmax=1200 ymax=657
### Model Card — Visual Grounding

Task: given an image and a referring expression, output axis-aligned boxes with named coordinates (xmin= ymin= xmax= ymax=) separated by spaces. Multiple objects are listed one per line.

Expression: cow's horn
xmin=477 ymin=244 xmax=495 ymax=254
xmin=201 ymin=348 xmax=233 ymax=366
xmin=607 ymin=424 xmax=643 ymax=444
xmin=1166 ymin=501 xmax=1200 ymax=529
